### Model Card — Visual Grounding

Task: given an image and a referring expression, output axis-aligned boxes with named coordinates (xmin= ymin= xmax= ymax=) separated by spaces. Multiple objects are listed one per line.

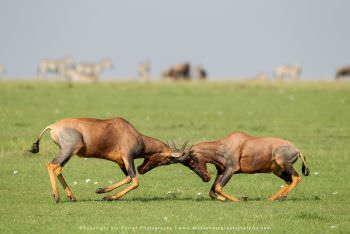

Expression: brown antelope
xmin=336 ymin=65 xmax=350 ymax=79
xmin=162 ymin=63 xmax=191 ymax=80
xmin=29 ymin=117 xmax=183 ymax=203
xmin=138 ymin=132 xmax=310 ymax=202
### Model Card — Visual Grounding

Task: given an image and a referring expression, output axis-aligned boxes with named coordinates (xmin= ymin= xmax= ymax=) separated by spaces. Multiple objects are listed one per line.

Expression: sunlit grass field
xmin=0 ymin=80 xmax=349 ymax=233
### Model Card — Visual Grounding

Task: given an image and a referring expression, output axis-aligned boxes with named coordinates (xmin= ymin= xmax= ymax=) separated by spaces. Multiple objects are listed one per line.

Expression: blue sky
xmin=0 ymin=0 xmax=349 ymax=79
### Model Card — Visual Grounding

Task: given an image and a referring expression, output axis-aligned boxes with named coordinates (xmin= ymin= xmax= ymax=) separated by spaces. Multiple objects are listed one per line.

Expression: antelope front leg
xmin=102 ymin=156 xmax=139 ymax=201
xmin=214 ymin=164 xmax=240 ymax=202
xmin=215 ymin=184 xmax=240 ymax=202
xmin=96 ymin=176 xmax=132 ymax=194
xmin=103 ymin=177 xmax=139 ymax=201
xmin=209 ymin=173 xmax=226 ymax=201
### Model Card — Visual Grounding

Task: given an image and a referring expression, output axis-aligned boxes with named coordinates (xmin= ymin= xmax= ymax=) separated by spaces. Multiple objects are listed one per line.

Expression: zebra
xmin=37 ymin=56 xmax=74 ymax=79
xmin=275 ymin=65 xmax=301 ymax=81
xmin=138 ymin=61 xmax=151 ymax=81
xmin=75 ymin=59 xmax=113 ymax=78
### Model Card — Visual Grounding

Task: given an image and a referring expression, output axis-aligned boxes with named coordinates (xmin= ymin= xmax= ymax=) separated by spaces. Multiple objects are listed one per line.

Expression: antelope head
xmin=137 ymin=141 xmax=193 ymax=174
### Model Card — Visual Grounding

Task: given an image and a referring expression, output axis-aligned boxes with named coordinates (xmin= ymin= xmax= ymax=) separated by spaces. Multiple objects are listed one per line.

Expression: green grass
xmin=0 ymin=80 xmax=349 ymax=233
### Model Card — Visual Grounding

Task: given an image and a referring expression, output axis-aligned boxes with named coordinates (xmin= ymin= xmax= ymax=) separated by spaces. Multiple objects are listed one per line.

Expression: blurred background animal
xmin=138 ymin=61 xmax=151 ymax=81
xmin=194 ymin=65 xmax=207 ymax=80
xmin=37 ymin=56 xmax=74 ymax=79
xmin=75 ymin=58 xmax=113 ymax=79
xmin=162 ymin=63 xmax=191 ymax=80
xmin=335 ymin=65 xmax=350 ymax=79
xmin=64 ymin=66 xmax=98 ymax=83
xmin=275 ymin=65 xmax=301 ymax=81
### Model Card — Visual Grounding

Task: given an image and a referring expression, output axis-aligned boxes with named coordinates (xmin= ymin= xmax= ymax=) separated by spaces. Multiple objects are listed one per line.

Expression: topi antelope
xmin=29 ymin=117 xmax=184 ymax=203
xmin=138 ymin=132 xmax=310 ymax=202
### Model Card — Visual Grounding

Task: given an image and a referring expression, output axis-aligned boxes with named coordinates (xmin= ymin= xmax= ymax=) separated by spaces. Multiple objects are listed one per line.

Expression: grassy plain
xmin=0 ymin=80 xmax=349 ymax=233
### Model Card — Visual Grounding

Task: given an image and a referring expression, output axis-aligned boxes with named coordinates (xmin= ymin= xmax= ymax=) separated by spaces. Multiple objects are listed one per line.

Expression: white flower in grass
xmin=108 ymin=180 xmax=113 ymax=184
xmin=313 ymin=172 xmax=319 ymax=175
xmin=13 ymin=170 xmax=18 ymax=175
xmin=332 ymin=191 xmax=338 ymax=195
xmin=280 ymin=185 xmax=284 ymax=188
xmin=197 ymin=192 xmax=202 ymax=196
xmin=167 ymin=191 xmax=172 ymax=195
xmin=330 ymin=225 xmax=337 ymax=229
xmin=163 ymin=216 xmax=168 ymax=221
xmin=73 ymin=181 xmax=77 ymax=185
xmin=85 ymin=179 xmax=91 ymax=183
xmin=94 ymin=181 xmax=98 ymax=185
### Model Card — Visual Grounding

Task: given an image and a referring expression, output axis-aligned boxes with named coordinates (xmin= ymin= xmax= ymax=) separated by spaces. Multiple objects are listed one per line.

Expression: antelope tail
xmin=298 ymin=152 xmax=310 ymax=176
xmin=29 ymin=126 xmax=51 ymax=154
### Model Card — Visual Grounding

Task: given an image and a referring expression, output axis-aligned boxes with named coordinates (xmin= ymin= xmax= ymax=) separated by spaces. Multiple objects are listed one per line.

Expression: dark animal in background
xmin=162 ymin=63 xmax=191 ymax=80
xmin=336 ymin=66 xmax=350 ymax=79
xmin=139 ymin=132 xmax=309 ymax=202
xmin=29 ymin=117 xmax=183 ymax=203
xmin=195 ymin=65 xmax=207 ymax=80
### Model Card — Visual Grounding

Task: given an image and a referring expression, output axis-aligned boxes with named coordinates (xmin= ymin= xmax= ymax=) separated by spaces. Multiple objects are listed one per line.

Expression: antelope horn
xmin=179 ymin=140 xmax=189 ymax=152
xmin=170 ymin=140 xmax=178 ymax=152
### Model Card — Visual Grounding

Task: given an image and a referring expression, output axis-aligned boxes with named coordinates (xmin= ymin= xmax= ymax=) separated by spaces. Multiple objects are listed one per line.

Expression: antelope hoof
xmin=102 ymin=196 xmax=115 ymax=201
xmin=53 ymin=194 xmax=60 ymax=204
xmin=216 ymin=195 xmax=227 ymax=201
xmin=95 ymin=188 xmax=105 ymax=194
xmin=209 ymin=191 xmax=226 ymax=201
xmin=68 ymin=195 xmax=77 ymax=202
